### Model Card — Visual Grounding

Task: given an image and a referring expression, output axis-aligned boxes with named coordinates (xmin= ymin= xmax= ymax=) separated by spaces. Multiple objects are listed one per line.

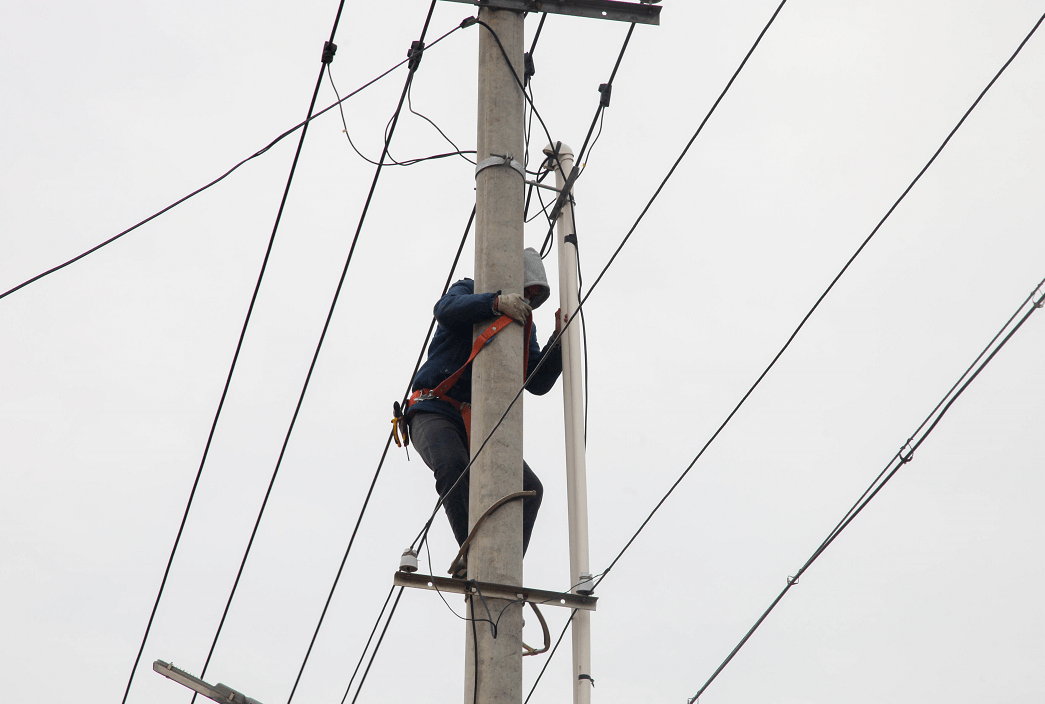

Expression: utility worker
xmin=406 ymin=248 xmax=563 ymax=575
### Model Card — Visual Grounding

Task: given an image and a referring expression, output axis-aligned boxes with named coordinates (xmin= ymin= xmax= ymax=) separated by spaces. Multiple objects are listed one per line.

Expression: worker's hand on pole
xmin=554 ymin=308 xmax=564 ymax=335
xmin=495 ymin=293 xmax=532 ymax=323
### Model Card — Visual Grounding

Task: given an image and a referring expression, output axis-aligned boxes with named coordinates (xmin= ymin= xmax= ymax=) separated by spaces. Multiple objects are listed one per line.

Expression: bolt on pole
xmin=468 ymin=6 xmax=527 ymax=704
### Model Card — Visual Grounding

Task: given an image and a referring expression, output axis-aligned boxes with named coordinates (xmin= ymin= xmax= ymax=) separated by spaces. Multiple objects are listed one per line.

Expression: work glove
xmin=495 ymin=293 xmax=532 ymax=323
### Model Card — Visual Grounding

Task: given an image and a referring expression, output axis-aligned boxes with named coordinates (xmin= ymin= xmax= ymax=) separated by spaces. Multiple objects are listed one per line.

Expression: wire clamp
xmin=898 ymin=441 xmax=915 ymax=464
xmin=321 ymin=41 xmax=337 ymax=64
xmin=787 ymin=575 xmax=799 ymax=585
xmin=475 ymin=154 xmax=525 ymax=180
xmin=407 ymin=40 xmax=426 ymax=72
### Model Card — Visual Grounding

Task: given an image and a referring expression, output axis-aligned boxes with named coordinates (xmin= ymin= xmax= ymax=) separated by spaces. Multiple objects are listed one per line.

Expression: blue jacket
xmin=410 ymin=279 xmax=563 ymax=427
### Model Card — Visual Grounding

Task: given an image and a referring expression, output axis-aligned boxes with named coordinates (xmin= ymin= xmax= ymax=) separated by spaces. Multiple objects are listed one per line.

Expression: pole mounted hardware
xmin=153 ymin=660 xmax=263 ymax=704
xmin=475 ymin=153 xmax=526 ymax=180
xmin=440 ymin=0 xmax=661 ymax=25
xmin=393 ymin=571 xmax=598 ymax=611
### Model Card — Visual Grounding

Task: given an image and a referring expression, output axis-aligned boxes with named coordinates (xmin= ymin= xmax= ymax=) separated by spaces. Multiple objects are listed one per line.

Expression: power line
xmin=0 ymin=28 xmax=462 ymax=304
xmin=590 ymin=1 xmax=1045 ymax=593
xmin=189 ymin=2 xmax=450 ymax=692
xmin=686 ymin=274 xmax=1045 ymax=703
xmin=119 ymin=3 xmax=372 ymax=700
xmin=282 ymin=205 xmax=476 ymax=703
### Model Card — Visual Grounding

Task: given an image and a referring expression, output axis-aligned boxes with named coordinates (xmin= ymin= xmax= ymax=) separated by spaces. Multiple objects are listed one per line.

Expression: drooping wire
xmin=190 ymin=4 xmax=452 ymax=694
xmin=328 ymin=63 xmax=476 ymax=166
xmin=0 ymin=32 xmax=462 ymax=304
xmin=328 ymin=62 xmax=476 ymax=166
xmin=686 ymin=275 xmax=1045 ymax=703
xmin=406 ymin=79 xmax=477 ymax=165
xmin=590 ymin=0 xmax=1044 ymax=593
xmin=282 ymin=205 xmax=476 ymax=702
xmin=335 ymin=584 xmax=398 ymax=704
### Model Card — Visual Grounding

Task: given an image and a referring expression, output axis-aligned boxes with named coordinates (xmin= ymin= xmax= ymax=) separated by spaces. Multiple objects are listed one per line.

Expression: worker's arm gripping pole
xmin=544 ymin=142 xmax=593 ymax=704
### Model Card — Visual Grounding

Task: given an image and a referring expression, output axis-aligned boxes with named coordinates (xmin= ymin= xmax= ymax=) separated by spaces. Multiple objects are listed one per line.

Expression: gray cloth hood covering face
xmin=522 ymin=247 xmax=551 ymax=309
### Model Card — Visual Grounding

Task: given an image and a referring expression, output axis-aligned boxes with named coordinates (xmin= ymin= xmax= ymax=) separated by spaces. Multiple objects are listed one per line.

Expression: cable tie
xmin=1034 ymin=290 xmax=1045 ymax=309
xmin=321 ymin=41 xmax=337 ymax=64
xmin=578 ymin=674 xmax=595 ymax=686
xmin=786 ymin=575 xmax=799 ymax=585
xmin=598 ymin=83 xmax=612 ymax=108
xmin=564 ymin=233 xmax=578 ymax=248
xmin=407 ymin=40 xmax=425 ymax=72
xmin=524 ymin=51 xmax=536 ymax=86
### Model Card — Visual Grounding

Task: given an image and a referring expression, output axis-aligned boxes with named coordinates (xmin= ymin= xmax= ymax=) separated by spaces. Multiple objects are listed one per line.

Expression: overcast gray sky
xmin=2 ymin=1 xmax=1044 ymax=703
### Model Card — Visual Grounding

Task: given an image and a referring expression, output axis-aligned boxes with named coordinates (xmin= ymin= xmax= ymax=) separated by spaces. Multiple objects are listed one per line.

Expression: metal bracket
xmin=394 ymin=571 xmax=598 ymax=611
xmin=475 ymin=154 xmax=526 ymax=180
xmin=440 ymin=0 xmax=661 ymax=25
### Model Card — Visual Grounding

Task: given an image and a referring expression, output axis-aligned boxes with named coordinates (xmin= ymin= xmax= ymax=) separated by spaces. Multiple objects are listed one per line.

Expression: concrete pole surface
xmin=543 ymin=143 xmax=593 ymax=704
xmin=467 ymin=7 xmax=526 ymax=704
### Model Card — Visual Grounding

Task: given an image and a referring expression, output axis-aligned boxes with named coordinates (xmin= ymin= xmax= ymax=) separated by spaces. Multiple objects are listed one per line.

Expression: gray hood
xmin=523 ymin=247 xmax=551 ymax=309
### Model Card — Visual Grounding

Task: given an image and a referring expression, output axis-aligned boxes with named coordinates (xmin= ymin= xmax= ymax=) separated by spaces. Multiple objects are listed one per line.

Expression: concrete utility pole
xmin=468 ymin=6 xmax=527 ymax=704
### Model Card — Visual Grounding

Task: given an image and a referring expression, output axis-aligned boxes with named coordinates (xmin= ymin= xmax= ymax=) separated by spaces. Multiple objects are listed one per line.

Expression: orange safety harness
xmin=393 ymin=313 xmax=532 ymax=446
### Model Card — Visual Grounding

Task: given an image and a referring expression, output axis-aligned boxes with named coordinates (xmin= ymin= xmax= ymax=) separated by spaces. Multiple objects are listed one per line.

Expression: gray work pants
xmin=408 ymin=411 xmax=542 ymax=554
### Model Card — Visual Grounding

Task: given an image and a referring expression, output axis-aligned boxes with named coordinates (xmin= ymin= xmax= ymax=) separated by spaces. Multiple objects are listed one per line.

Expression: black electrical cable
xmin=523 ymin=610 xmax=576 ymax=704
xmin=521 ymin=7 xmax=1045 ymax=700
xmin=687 ymin=276 xmax=1045 ymax=703
xmin=335 ymin=584 xmax=397 ymax=704
xmin=0 ymin=28 xmax=463 ymax=305
xmin=191 ymin=4 xmax=447 ymax=693
xmin=472 ymin=20 xmax=558 ymax=174
xmin=329 ymin=64 xmax=476 ymax=166
xmin=536 ymin=22 xmax=635 ymax=257
xmin=328 ymin=62 xmax=477 ymax=166
xmin=591 ymin=1 xmax=1044 ymax=594
xmin=346 ymin=587 xmax=406 ymax=704
xmin=119 ymin=10 xmax=374 ymax=704
xmin=283 ymin=205 xmax=476 ymax=702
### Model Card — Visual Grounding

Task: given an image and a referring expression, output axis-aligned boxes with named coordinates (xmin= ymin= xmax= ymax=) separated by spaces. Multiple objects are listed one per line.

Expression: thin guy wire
xmin=592 ymin=1 xmax=1045 ymax=592
xmin=282 ymin=205 xmax=475 ymax=703
xmin=687 ymin=276 xmax=1045 ymax=703
xmin=0 ymin=30 xmax=460 ymax=304
xmin=119 ymin=10 xmax=358 ymax=703
xmin=193 ymin=6 xmax=445 ymax=690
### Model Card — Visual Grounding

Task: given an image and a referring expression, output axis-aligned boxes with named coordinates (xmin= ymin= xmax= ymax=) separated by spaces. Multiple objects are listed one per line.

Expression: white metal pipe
xmin=544 ymin=142 xmax=592 ymax=704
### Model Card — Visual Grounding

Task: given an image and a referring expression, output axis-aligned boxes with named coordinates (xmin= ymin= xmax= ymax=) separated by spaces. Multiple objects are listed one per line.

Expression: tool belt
xmin=393 ymin=313 xmax=531 ymax=447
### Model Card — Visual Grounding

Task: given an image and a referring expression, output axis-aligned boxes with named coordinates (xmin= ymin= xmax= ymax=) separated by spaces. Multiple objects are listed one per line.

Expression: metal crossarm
xmin=393 ymin=571 xmax=598 ymax=611
xmin=440 ymin=0 xmax=661 ymax=25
